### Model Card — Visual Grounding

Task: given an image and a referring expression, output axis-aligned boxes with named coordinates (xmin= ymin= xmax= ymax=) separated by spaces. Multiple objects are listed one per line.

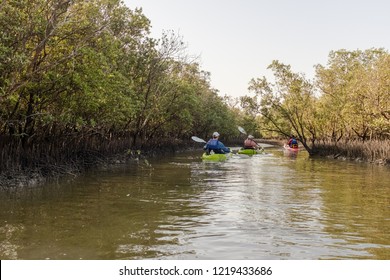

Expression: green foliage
xmin=0 ymin=0 xmax=238 ymax=170
xmin=246 ymin=49 xmax=389 ymax=154
xmin=247 ymin=61 xmax=318 ymax=153
xmin=316 ymin=49 xmax=390 ymax=140
xmin=2 ymin=0 xmax=387 ymax=172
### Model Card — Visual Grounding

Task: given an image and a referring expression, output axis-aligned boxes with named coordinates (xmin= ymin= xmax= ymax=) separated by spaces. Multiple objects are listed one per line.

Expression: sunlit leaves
xmin=316 ymin=48 xmax=390 ymax=140
xmin=246 ymin=48 xmax=389 ymax=153
xmin=248 ymin=60 xmax=318 ymax=152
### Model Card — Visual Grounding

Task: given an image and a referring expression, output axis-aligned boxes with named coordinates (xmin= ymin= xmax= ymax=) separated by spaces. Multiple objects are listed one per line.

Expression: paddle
xmin=191 ymin=136 xmax=207 ymax=143
xmin=237 ymin=126 xmax=264 ymax=153
xmin=192 ymin=135 xmax=242 ymax=158
xmin=238 ymin=126 xmax=247 ymax=135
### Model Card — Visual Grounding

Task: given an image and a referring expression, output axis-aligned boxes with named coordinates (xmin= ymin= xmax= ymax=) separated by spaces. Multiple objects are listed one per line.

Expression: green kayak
xmin=201 ymin=152 xmax=232 ymax=161
xmin=237 ymin=148 xmax=264 ymax=155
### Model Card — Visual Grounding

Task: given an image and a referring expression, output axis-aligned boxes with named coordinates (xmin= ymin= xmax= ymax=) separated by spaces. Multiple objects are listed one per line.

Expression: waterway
xmin=0 ymin=145 xmax=389 ymax=259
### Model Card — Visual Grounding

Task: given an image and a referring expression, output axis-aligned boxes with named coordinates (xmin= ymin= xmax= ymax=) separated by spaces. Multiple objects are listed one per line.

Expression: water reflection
xmin=0 ymin=148 xmax=389 ymax=259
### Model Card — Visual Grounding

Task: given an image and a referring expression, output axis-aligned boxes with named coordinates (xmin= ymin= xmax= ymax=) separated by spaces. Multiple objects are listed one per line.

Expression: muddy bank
xmin=0 ymin=142 xmax=196 ymax=189
xmin=257 ymin=138 xmax=286 ymax=146
xmin=259 ymin=138 xmax=389 ymax=166
xmin=2 ymin=139 xmax=388 ymax=189
xmin=0 ymin=152 xmax=126 ymax=189
xmin=314 ymin=140 xmax=390 ymax=166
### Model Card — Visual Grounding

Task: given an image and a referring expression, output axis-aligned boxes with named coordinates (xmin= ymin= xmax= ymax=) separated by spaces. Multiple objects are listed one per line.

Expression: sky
xmin=123 ymin=0 xmax=390 ymax=98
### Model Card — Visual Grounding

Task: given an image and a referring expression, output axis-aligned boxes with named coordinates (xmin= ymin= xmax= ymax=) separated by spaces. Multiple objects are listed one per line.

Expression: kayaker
xmin=288 ymin=135 xmax=298 ymax=148
xmin=204 ymin=132 xmax=230 ymax=154
xmin=244 ymin=135 xmax=261 ymax=150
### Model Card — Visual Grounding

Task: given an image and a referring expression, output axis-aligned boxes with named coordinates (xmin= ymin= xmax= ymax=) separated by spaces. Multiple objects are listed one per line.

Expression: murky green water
xmin=0 ymin=146 xmax=389 ymax=259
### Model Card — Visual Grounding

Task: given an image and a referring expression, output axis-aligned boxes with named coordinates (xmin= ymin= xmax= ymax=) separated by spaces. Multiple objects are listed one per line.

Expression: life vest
xmin=244 ymin=139 xmax=257 ymax=149
xmin=207 ymin=139 xmax=219 ymax=149
xmin=206 ymin=139 xmax=226 ymax=154
xmin=289 ymin=138 xmax=298 ymax=148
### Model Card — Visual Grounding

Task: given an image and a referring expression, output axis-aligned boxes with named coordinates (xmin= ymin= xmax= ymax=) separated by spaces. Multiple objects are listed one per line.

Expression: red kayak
xmin=284 ymin=144 xmax=299 ymax=152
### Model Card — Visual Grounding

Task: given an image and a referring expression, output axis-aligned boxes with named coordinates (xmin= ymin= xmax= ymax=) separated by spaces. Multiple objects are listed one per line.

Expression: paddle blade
xmin=236 ymin=153 xmax=250 ymax=158
xmin=238 ymin=126 xmax=247 ymax=134
xmin=191 ymin=136 xmax=207 ymax=143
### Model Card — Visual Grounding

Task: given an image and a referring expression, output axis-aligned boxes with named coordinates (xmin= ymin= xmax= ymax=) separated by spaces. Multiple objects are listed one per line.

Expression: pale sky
xmin=124 ymin=0 xmax=390 ymax=98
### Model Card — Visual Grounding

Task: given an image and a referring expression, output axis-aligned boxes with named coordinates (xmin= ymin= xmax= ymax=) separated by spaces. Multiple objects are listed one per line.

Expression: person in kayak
xmin=204 ymin=132 xmax=230 ymax=154
xmin=288 ymin=135 xmax=298 ymax=148
xmin=244 ymin=135 xmax=261 ymax=150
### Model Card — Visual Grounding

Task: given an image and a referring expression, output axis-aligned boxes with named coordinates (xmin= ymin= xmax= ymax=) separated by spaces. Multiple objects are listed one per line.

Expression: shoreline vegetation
xmin=1 ymin=1 xmax=389 ymax=188
xmin=1 ymin=138 xmax=388 ymax=189
xmin=0 ymin=137 xmax=191 ymax=189
xmin=260 ymin=139 xmax=390 ymax=165
xmin=258 ymin=139 xmax=390 ymax=166
xmin=313 ymin=139 xmax=390 ymax=165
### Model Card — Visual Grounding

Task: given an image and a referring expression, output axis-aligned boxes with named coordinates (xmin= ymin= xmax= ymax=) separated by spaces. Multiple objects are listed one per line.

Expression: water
xmin=0 ymin=146 xmax=389 ymax=259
